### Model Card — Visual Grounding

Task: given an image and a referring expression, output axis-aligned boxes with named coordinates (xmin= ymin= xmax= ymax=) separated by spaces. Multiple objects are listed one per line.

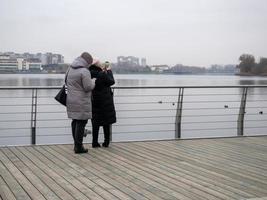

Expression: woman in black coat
xmin=89 ymin=61 xmax=116 ymax=148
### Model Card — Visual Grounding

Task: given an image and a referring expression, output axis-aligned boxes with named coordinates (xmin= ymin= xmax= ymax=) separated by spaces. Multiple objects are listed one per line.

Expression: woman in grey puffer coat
xmin=66 ymin=52 xmax=95 ymax=153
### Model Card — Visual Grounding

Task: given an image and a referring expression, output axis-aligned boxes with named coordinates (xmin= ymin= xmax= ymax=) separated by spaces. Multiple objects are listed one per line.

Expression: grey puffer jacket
xmin=66 ymin=57 xmax=95 ymax=120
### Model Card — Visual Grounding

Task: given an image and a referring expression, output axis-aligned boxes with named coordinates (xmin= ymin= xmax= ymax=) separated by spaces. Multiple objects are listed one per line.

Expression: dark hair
xmin=81 ymin=52 xmax=93 ymax=65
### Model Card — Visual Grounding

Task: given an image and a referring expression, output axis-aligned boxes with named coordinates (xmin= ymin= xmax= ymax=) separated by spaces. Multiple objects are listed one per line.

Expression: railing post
xmin=31 ymin=89 xmax=38 ymax=145
xmin=110 ymin=88 xmax=115 ymax=142
xmin=175 ymin=88 xmax=184 ymax=139
xmin=237 ymin=87 xmax=248 ymax=136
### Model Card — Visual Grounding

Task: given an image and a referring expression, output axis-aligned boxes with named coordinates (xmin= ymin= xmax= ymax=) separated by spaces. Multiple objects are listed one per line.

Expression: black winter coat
xmin=89 ymin=65 xmax=116 ymax=125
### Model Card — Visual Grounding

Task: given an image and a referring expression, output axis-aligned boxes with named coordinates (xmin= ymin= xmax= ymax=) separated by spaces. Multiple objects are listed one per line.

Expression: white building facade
xmin=0 ymin=55 xmax=42 ymax=71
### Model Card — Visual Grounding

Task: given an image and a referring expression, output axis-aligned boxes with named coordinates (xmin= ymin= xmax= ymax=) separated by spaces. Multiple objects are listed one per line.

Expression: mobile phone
xmin=104 ymin=61 xmax=110 ymax=69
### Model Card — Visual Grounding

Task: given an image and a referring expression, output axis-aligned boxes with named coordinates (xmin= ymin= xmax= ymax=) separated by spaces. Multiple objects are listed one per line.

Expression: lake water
xmin=0 ymin=74 xmax=267 ymax=146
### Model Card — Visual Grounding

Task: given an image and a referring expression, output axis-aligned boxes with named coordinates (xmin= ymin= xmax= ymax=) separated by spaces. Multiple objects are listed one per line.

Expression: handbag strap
xmin=65 ymin=67 xmax=70 ymax=84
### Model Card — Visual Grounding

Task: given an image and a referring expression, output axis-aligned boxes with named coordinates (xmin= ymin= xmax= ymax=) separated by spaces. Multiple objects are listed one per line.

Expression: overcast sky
xmin=0 ymin=0 xmax=267 ymax=66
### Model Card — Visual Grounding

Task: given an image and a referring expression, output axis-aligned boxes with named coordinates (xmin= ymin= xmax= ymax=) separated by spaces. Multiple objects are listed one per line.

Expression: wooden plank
xmin=56 ymin=145 xmax=176 ymax=200
xmin=34 ymin=145 xmax=124 ymax=200
xmin=0 ymin=161 xmax=29 ymax=200
xmin=141 ymin=139 xmax=267 ymax=184
xmin=101 ymin=142 xmax=246 ymax=200
xmin=2 ymin=148 xmax=61 ymax=200
xmin=0 ymin=174 xmax=16 ymax=200
xmin=43 ymin=145 xmax=163 ymax=200
xmin=93 ymin=147 xmax=222 ymax=200
xmin=161 ymin=140 xmax=267 ymax=184
xmin=132 ymin=140 xmax=267 ymax=196
xmin=50 ymin=145 xmax=151 ymax=200
xmin=41 ymin=145 xmax=133 ymax=200
xmin=0 ymin=150 xmax=43 ymax=200
xmin=58 ymin=145 xmax=211 ymax=200
xmin=113 ymin=142 xmax=255 ymax=199
xmin=34 ymin=146 xmax=111 ymax=200
xmin=0 ymin=137 xmax=267 ymax=200
xmin=17 ymin=147 xmax=88 ymax=200
xmin=135 ymin=140 xmax=267 ymax=196
xmin=10 ymin=147 xmax=75 ymax=200
xmin=175 ymin=138 xmax=267 ymax=171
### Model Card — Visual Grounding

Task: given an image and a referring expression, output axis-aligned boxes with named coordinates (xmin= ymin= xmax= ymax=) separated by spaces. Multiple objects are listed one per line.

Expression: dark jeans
xmin=92 ymin=121 xmax=111 ymax=145
xmin=71 ymin=119 xmax=88 ymax=148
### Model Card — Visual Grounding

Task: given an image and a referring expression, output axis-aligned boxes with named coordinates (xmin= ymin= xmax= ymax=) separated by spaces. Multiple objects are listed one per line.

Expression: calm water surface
xmin=0 ymin=74 xmax=267 ymax=146
xmin=1 ymin=73 xmax=267 ymax=86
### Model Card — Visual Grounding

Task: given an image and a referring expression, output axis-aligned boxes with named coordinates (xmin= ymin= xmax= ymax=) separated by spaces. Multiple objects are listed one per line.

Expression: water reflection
xmin=257 ymin=79 xmax=267 ymax=85
xmin=0 ymin=74 xmax=267 ymax=87
xmin=239 ymin=79 xmax=256 ymax=85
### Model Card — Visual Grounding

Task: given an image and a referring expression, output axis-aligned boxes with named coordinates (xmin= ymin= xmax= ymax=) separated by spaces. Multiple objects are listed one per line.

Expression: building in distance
xmin=0 ymin=52 xmax=64 ymax=72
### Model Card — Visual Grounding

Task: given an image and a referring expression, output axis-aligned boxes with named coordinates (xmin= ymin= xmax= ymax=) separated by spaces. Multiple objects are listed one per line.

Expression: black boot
xmin=92 ymin=122 xmax=100 ymax=148
xmin=102 ymin=141 xmax=109 ymax=148
xmin=92 ymin=143 xmax=101 ymax=148
xmin=74 ymin=145 xmax=88 ymax=154
xmin=103 ymin=125 xmax=110 ymax=148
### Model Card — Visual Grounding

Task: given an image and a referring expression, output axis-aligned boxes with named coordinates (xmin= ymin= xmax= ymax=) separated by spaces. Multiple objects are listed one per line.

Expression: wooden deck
xmin=0 ymin=136 xmax=267 ymax=200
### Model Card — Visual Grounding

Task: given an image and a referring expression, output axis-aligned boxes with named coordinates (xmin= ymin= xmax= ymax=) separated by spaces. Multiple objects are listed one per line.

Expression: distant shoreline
xmin=235 ymin=72 xmax=267 ymax=77
xmin=0 ymin=71 xmax=267 ymax=77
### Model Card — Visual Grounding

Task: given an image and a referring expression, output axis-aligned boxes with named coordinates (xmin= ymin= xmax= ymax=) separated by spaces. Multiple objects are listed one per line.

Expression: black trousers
xmin=71 ymin=119 xmax=88 ymax=147
xmin=92 ymin=121 xmax=111 ymax=145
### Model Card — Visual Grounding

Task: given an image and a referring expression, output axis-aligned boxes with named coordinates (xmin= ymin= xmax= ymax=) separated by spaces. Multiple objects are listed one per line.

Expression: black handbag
xmin=55 ymin=68 xmax=69 ymax=106
xmin=55 ymin=84 xmax=67 ymax=106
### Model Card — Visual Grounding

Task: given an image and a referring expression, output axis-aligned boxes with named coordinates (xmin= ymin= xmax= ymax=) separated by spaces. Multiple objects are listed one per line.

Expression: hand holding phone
xmin=104 ymin=61 xmax=111 ymax=70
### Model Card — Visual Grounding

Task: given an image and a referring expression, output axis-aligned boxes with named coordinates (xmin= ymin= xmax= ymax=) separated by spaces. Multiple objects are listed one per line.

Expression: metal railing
xmin=0 ymin=85 xmax=267 ymax=146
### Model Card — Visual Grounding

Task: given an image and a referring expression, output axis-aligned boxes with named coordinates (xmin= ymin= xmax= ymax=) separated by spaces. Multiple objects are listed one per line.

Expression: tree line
xmin=237 ymin=54 xmax=267 ymax=75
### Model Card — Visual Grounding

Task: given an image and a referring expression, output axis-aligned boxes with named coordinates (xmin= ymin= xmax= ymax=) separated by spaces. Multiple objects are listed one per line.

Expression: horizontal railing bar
xmin=28 ymin=100 xmax=267 ymax=106
xmin=116 ymin=95 xmax=178 ymax=97
xmin=1 ymin=102 xmax=266 ymax=107
xmin=37 ymin=119 xmax=69 ymax=121
xmin=117 ymin=116 xmax=175 ymax=119
xmin=37 ymin=126 xmax=69 ymax=129
xmin=1 ymin=118 xmax=266 ymax=124
xmin=0 ymin=97 xmax=32 ymax=99
xmin=184 ymin=113 xmax=266 ymax=117
xmin=246 ymin=106 xmax=267 ymax=109
xmin=0 ymin=94 xmax=266 ymax=98
xmin=112 ymin=130 xmax=175 ymax=134
xmin=113 ymin=122 xmax=174 ymax=126
xmin=2 ymin=112 xmax=262 ymax=117
xmin=36 ymin=124 xmax=174 ymax=129
xmin=116 ymin=93 xmax=267 ymax=97
xmin=0 ymin=104 xmax=33 ymax=107
xmin=183 ymin=126 xmax=267 ymax=131
xmin=182 ymin=119 xmax=267 ymax=124
xmin=116 ymin=109 xmax=174 ymax=112
xmin=188 ymin=106 xmax=267 ymax=110
xmin=184 ymin=100 xmax=267 ymax=103
xmin=183 ymin=127 xmax=237 ymax=131
xmin=16 ymin=123 xmax=267 ymax=130
xmin=35 ymin=129 xmax=174 ymax=136
xmin=1 ymin=85 xmax=267 ymax=90
xmin=114 ymin=100 xmax=267 ymax=104
xmin=33 ymin=111 xmax=66 ymax=114
xmin=0 ymin=127 xmax=29 ymax=130
xmin=0 ymin=135 xmax=30 ymax=138
xmin=116 ymin=108 xmax=238 ymax=111
xmin=0 ymin=112 xmax=32 ymax=115
xmin=36 ymin=134 xmax=70 ymax=137
xmin=0 ymin=120 xmax=31 ymax=122
xmin=0 ymin=95 xmax=266 ymax=99
xmin=183 ymin=114 xmax=238 ymax=117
